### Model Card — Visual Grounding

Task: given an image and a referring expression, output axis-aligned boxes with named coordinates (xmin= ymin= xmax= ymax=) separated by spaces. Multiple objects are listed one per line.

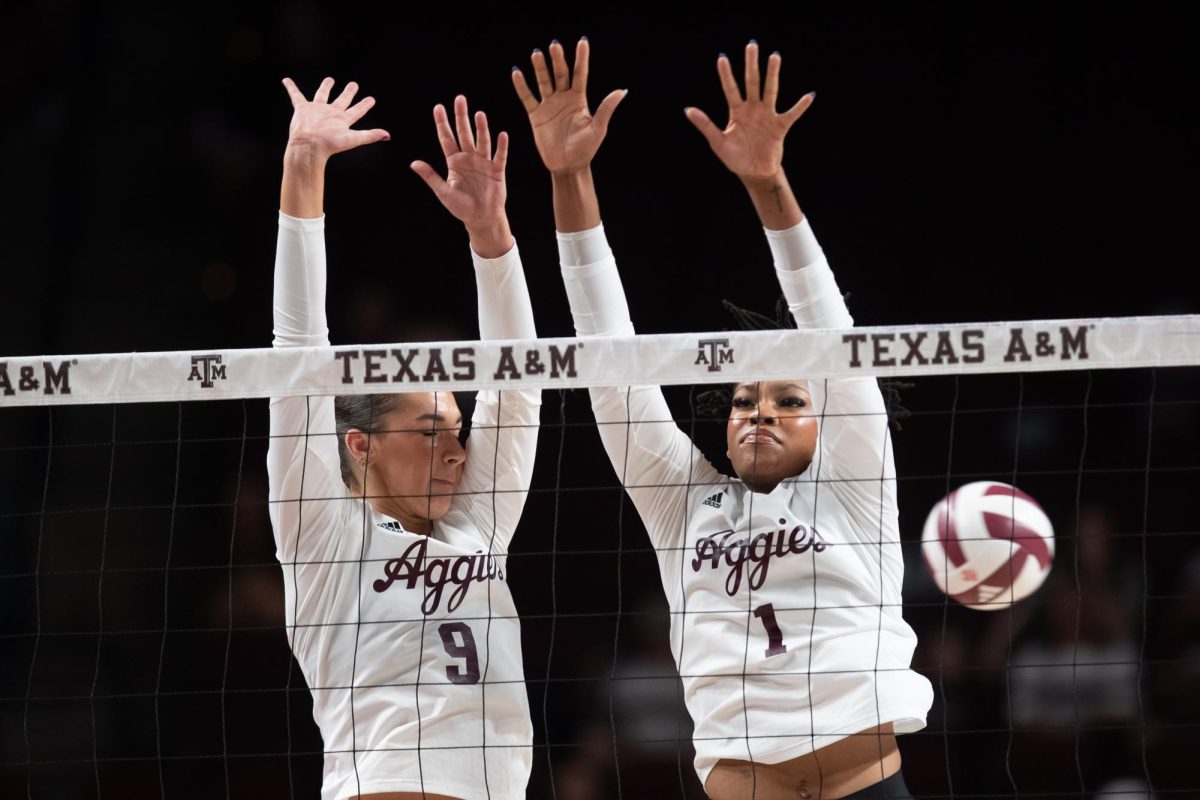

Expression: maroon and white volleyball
xmin=921 ymin=481 xmax=1055 ymax=611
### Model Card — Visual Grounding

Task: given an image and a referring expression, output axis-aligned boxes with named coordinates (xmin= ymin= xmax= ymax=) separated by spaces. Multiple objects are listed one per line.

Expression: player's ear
xmin=344 ymin=428 xmax=370 ymax=465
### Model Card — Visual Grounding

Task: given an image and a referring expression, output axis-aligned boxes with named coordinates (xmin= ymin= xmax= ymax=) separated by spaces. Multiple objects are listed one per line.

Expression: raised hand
xmin=685 ymin=42 xmax=814 ymax=186
xmin=411 ymin=96 xmax=513 ymax=258
xmin=411 ymin=96 xmax=509 ymax=230
xmin=279 ymin=77 xmax=388 ymax=218
xmin=281 ymin=77 xmax=389 ymax=162
xmin=512 ymin=38 xmax=627 ymax=174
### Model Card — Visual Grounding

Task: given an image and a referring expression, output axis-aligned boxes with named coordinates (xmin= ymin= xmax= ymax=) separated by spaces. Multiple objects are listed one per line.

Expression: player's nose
xmin=443 ymin=434 xmax=466 ymax=466
xmin=750 ymin=406 xmax=777 ymax=426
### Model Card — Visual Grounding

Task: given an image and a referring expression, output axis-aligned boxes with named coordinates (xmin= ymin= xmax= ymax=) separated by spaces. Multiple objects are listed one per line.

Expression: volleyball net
xmin=2 ymin=314 xmax=1197 ymax=798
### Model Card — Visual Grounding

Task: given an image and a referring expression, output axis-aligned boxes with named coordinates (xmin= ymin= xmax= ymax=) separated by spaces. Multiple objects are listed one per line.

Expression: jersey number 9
xmin=438 ymin=622 xmax=481 ymax=684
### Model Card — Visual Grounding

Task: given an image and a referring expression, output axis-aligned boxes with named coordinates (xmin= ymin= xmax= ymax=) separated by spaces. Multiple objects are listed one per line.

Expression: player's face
xmin=726 ymin=380 xmax=818 ymax=493
xmin=365 ymin=391 xmax=465 ymax=532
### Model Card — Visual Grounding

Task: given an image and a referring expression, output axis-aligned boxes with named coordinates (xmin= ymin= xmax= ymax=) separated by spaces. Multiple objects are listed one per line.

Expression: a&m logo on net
xmin=188 ymin=354 xmax=227 ymax=388
xmin=695 ymin=338 xmax=735 ymax=373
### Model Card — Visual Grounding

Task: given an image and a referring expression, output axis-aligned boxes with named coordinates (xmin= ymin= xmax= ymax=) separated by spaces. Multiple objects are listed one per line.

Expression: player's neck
xmin=377 ymin=501 xmax=432 ymax=535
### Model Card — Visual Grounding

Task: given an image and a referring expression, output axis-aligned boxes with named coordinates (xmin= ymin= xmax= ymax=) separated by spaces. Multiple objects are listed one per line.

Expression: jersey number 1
xmin=753 ymin=603 xmax=787 ymax=657
xmin=437 ymin=622 xmax=481 ymax=685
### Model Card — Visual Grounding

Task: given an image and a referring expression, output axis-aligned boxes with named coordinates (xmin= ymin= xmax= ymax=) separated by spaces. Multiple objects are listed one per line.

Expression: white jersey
xmin=268 ymin=213 xmax=539 ymax=800
xmin=557 ymin=219 xmax=933 ymax=785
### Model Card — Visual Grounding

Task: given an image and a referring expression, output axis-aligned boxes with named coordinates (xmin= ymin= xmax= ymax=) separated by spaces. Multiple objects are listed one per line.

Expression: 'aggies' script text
xmin=692 ymin=519 xmax=829 ymax=595
xmin=373 ymin=538 xmax=505 ymax=615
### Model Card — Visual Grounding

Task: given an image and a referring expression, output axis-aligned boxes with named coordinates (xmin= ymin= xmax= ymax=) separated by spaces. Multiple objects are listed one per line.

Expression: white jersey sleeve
xmin=267 ymin=218 xmax=541 ymax=560
xmin=456 ymin=245 xmax=541 ymax=553
xmin=267 ymin=212 xmax=351 ymax=570
xmin=767 ymin=218 xmax=897 ymax=531
xmin=558 ymin=226 xmax=724 ymax=551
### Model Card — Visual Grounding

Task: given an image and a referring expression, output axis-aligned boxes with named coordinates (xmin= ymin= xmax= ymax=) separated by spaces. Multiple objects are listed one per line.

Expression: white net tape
xmin=1 ymin=315 xmax=1197 ymax=406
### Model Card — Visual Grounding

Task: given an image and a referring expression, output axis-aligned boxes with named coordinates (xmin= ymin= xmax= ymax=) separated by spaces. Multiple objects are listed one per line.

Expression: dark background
xmin=1 ymin=3 xmax=1198 ymax=799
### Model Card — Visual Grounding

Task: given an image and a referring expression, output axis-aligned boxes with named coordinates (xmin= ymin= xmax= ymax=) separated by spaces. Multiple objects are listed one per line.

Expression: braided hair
xmin=695 ymin=295 xmax=913 ymax=431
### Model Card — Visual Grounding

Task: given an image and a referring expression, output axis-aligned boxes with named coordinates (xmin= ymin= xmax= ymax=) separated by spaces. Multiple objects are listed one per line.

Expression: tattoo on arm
xmin=770 ymin=183 xmax=784 ymax=212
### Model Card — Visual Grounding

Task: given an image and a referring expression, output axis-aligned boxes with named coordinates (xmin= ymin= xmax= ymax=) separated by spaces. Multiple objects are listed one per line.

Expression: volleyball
xmin=921 ymin=481 xmax=1055 ymax=611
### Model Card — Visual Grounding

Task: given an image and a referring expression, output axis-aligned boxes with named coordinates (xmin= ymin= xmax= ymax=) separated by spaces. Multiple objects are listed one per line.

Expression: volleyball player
xmin=513 ymin=41 xmax=933 ymax=799
xmin=269 ymin=78 xmax=539 ymax=800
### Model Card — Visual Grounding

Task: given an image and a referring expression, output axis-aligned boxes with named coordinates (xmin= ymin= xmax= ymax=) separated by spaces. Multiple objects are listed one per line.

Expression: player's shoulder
xmin=433 ymin=507 xmax=509 ymax=554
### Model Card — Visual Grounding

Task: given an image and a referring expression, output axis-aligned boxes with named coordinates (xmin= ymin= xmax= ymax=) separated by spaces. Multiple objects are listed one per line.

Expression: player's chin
xmin=423 ymin=482 xmax=458 ymax=517
xmin=733 ymin=453 xmax=786 ymax=484
xmin=735 ymin=439 xmax=784 ymax=462
xmin=733 ymin=449 xmax=812 ymax=486
xmin=420 ymin=496 xmax=455 ymax=521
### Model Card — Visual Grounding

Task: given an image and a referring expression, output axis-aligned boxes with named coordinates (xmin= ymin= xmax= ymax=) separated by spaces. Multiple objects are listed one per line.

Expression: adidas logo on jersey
xmin=377 ymin=521 xmax=406 ymax=533
xmin=702 ymin=492 xmax=724 ymax=509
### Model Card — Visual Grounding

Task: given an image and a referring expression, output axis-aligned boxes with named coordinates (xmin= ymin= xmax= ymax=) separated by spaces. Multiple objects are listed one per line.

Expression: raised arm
xmin=279 ymin=78 xmax=390 ymax=218
xmin=512 ymin=37 xmax=626 ymax=234
xmin=685 ymin=42 xmax=850 ymax=330
xmin=689 ymin=43 xmax=894 ymax=517
xmin=411 ymin=97 xmax=539 ymax=550
xmin=684 ymin=42 xmax=812 ymax=232
xmin=268 ymin=77 xmax=389 ymax=564
xmin=514 ymin=40 xmax=720 ymax=548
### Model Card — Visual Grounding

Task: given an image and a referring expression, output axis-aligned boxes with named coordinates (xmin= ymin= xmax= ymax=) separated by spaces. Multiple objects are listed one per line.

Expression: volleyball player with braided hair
xmin=513 ymin=41 xmax=932 ymax=799
xmin=269 ymin=78 xmax=538 ymax=800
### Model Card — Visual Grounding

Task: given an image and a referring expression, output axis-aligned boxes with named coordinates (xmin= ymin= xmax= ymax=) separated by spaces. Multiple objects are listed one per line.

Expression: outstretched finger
xmin=410 ymin=160 xmax=448 ymax=197
xmin=593 ymin=88 xmax=627 ymax=132
xmin=454 ymin=95 xmax=476 ymax=153
xmin=433 ymin=104 xmax=458 ymax=158
xmin=348 ymin=128 xmax=391 ymax=148
xmin=512 ymin=68 xmax=539 ymax=114
xmin=494 ymin=130 xmax=509 ymax=172
xmin=281 ymin=77 xmax=306 ymax=108
xmin=573 ymin=37 xmax=590 ymax=95
xmin=531 ymin=48 xmax=554 ymax=99
xmin=314 ymin=76 xmax=335 ymax=104
xmin=345 ymin=95 xmax=376 ymax=125
xmin=744 ymin=41 xmax=761 ymax=101
xmin=332 ymin=80 xmax=359 ymax=110
xmin=781 ymin=91 xmax=816 ymax=127
xmin=684 ymin=106 xmax=723 ymax=151
xmin=475 ymin=110 xmax=492 ymax=160
xmin=549 ymin=39 xmax=570 ymax=91
xmin=763 ymin=52 xmax=781 ymax=109
xmin=716 ymin=54 xmax=743 ymax=109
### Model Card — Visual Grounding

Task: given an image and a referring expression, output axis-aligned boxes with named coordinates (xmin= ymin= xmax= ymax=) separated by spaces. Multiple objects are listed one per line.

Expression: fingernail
xmin=383 ymin=134 xmax=391 ymax=142
xmin=772 ymin=50 xmax=781 ymax=57
xmin=749 ymin=39 xmax=758 ymax=45
xmin=512 ymin=65 xmax=519 ymax=71
xmin=623 ymin=89 xmax=630 ymax=96
xmin=533 ymin=48 xmax=542 ymax=55
xmin=719 ymin=52 xmax=728 ymax=59
xmin=580 ymin=35 xmax=589 ymax=41
xmin=808 ymin=90 xmax=817 ymax=100
xmin=551 ymin=38 xmax=560 ymax=45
